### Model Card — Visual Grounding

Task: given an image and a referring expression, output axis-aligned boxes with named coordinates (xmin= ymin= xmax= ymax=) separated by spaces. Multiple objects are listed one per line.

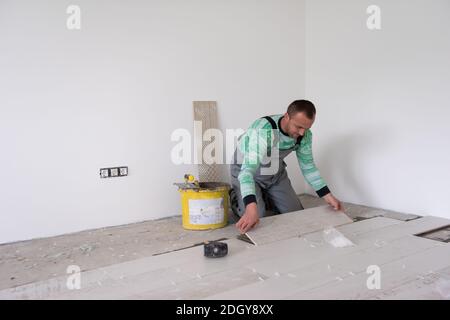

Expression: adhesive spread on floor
xmin=323 ymin=227 xmax=355 ymax=248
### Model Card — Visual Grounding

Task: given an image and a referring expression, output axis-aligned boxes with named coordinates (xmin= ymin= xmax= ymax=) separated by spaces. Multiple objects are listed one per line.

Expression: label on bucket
xmin=188 ymin=198 xmax=224 ymax=225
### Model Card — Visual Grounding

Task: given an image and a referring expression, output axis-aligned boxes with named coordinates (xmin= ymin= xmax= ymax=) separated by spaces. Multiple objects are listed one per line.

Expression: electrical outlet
xmin=119 ymin=167 xmax=128 ymax=176
xmin=110 ymin=168 xmax=119 ymax=177
xmin=100 ymin=168 xmax=109 ymax=178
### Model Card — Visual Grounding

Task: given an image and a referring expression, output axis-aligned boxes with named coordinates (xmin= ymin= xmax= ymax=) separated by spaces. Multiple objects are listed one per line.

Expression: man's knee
xmin=229 ymin=186 xmax=266 ymax=218
xmin=273 ymin=196 xmax=304 ymax=214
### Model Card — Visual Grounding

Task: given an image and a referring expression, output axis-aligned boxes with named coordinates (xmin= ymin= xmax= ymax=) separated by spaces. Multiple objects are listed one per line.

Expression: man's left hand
xmin=323 ymin=193 xmax=343 ymax=211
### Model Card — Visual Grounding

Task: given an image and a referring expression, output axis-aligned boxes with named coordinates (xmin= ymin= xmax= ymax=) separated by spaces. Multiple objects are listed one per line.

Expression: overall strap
xmin=261 ymin=116 xmax=278 ymax=157
xmin=262 ymin=116 xmax=277 ymax=130
xmin=295 ymin=135 xmax=303 ymax=146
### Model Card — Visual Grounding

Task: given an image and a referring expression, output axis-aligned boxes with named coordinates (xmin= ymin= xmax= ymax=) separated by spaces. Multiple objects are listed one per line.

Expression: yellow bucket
xmin=179 ymin=182 xmax=229 ymax=230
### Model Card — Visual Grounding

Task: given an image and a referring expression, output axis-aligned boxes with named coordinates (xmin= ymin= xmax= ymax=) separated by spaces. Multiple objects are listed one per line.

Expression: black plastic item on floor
xmin=204 ymin=241 xmax=228 ymax=258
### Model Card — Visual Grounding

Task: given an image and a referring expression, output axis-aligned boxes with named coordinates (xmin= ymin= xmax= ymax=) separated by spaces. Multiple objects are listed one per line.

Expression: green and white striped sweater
xmin=236 ymin=114 xmax=330 ymax=203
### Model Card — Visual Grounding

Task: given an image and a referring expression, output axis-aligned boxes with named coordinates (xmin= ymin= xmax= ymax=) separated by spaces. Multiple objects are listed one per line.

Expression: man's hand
xmin=236 ymin=202 xmax=260 ymax=234
xmin=323 ymin=193 xmax=343 ymax=211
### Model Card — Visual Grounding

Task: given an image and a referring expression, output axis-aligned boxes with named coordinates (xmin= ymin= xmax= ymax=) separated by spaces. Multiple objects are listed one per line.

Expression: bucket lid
xmin=198 ymin=182 xmax=230 ymax=191
xmin=175 ymin=182 xmax=230 ymax=191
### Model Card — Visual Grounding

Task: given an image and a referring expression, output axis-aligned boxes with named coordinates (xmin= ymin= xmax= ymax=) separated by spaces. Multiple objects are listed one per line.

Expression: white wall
xmin=305 ymin=0 xmax=450 ymax=217
xmin=0 ymin=0 xmax=307 ymax=244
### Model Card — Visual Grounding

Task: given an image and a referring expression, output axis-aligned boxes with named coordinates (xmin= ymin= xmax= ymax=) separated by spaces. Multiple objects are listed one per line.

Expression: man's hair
xmin=287 ymin=100 xmax=316 ymax=119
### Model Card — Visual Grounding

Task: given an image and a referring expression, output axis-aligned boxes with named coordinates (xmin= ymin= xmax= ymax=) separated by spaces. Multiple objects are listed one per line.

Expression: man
xmin=230 ymin=100 xmax=342 ymax=234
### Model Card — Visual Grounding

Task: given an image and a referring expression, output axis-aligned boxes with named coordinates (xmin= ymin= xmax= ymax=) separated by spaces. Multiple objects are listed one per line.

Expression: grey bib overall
xmin=230 ymin=116 xmax=304 ymax=217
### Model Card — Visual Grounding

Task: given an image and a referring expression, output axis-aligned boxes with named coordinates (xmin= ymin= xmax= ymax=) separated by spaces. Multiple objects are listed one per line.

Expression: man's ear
xmin=284 ymin=112 xmax=289 ymax=120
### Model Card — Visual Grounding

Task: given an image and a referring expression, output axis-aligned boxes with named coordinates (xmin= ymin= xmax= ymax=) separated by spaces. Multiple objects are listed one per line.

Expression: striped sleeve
xmin=296 ymin=130 xmax=330 ymax=197
xmin=237 ymin=118 xmax=274 ymax=205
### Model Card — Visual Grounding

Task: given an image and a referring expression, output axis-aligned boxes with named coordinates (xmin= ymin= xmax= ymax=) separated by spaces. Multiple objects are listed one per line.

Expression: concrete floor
xmin=0 ymin=194 xmax=433 ymax=299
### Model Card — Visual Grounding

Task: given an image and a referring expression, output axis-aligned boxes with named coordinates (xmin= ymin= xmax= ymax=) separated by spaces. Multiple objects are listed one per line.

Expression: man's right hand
xmin=236 ymin=202 xmax=260 ymax=234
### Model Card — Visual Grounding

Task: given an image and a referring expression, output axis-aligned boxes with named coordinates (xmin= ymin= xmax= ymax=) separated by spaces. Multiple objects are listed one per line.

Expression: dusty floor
xmin=0 ymin=194 xmax=422 ymax=291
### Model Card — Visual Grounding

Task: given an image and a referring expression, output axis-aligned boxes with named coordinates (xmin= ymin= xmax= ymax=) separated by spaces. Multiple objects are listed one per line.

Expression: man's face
xmin=285 ymin=112 xmax=315 ymax=139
